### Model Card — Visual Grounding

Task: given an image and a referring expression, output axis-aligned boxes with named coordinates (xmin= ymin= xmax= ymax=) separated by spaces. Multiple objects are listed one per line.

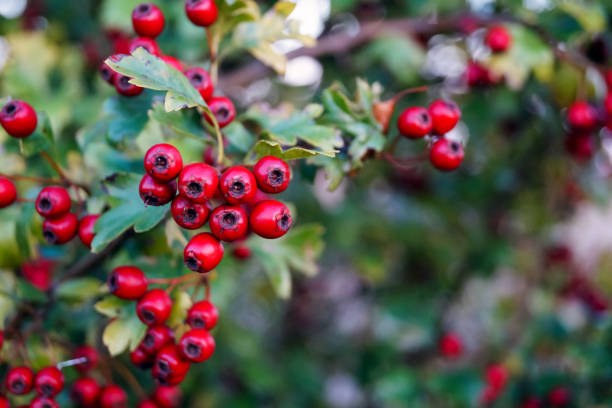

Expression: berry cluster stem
xmin=40 ymin=151 xmax=92 ymax=194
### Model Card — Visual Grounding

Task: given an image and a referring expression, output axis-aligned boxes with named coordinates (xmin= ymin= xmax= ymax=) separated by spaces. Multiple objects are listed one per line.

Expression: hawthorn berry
xmin=232 ymin=245 xmax=252 ymax=260
xmin=485 ymin=25 xmax=512 ymax=53
xmin=204 ymin=96 xmax=236 ymax=128
xmin=429 ymin=138 xmax=464 ymax=171
xmin=179 ymin=328 xmax=215 ymax=363
xmin=397 ymin=107 xmax=433 ymax=139
xmin=144 ymin=143 xmax=183 ymax=182
xmin=0 ymin=100 xmax=38 ymax=138
xmin=185 ymin=0 xmax=218 ymax=27
xmin=70 ymin=378 xmax=100 ymax=407
xmin=6 ymin=366 xmax=34 ymax=395
xmin=186 ymin=300 xmax=218 ymax=330
xmin=42 ymin=212 xmax=78 ymax=245
xmin=153 ymin=386 xmax=182 ymax=408
xmin=177 ymin=163 xmax=218 ymax=203
xmin=34 ymin=366 xmax=64 ymax=397
xmin=520 ymin=397 xmax=542 ymax=408
xmin=249 ymin=200 xmax=293 ymax=239
xmin=253 ymin=156 xmax=291 ymax=194
xmin=161 ymin=55 xmax=183 ymax=72
xmin=0 ymin=177 xmax=17 ymax=208
xmin=29 ymin=397 xmax=59 ymax=408
xmin=604 ymin=92 xmax=612 ymax=116
xmin=209 ymin=204 xmax=248 ymax=242
xmin=138 ymin=400 xmax=159 ymax=408
xmin=219 ymin=166 xmax=257 ymax=204
xmin=154 ymin=345 xmax=190 ymax=385
xmin=565 ymin=132 xmax=594 ymax=163
xmin=171 ymin=196 xmax=210 ymax=230
xmin=185 ymin=67 xmax=214 ymax=101
xmin=72 ymin=345 xmax=99 ymax=373
xmin=36 ymin=186 xmax=71 ymax=219
xmin=246 ymin=188 xmax=269 ymax=209
xmin=131 ymin=346 xmax=154 ymax=369
xmin=100 ymin=60 xmax=116 ymax=84
xmin=567 ymin=101 xmax=597 ymax=130
xmin=21 ymin=258 xmax=54 ymax=291
xmin=99 ymin=385 xmax=127 ymax=408
xmin=548 ymin=387 xmax=570 ymax=406
xmin=139 ymin=174 xmax=177 ymax=206
xmin=429 ymin=99 xmax=461 ymax=134
xmin=141 ymin=324 xmax=175 ymax=355
xmin=78 ymin=214 xmax=99 ymax=248
xmin=184 ymin=232 xmax=224 ymax=273
xmin=0 ymin=397 xmax=8 ymax=408
xmin=129 ymin=36 xmax=161 ymax=56
xmin=132 ymin=3 xmax=165 ymax=38
xmin=114 ymin=74 xmax=144 ymax=97
xmin=439 ymin=332 xmax=463 ymax=358
xmin=108 ymin=265 xmax=148 ymax=300
xmin=137 ymin=289 xmax=173 ymax=325
xmin=465 ymin=61 xmax=495 ymax=87
xmin=485 ymin=364 xmax=508 ymax=391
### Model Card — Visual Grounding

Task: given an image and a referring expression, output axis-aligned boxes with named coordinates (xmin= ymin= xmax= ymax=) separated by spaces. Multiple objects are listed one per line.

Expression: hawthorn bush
xmin=0 ymin=0 xmax=612 ymax=407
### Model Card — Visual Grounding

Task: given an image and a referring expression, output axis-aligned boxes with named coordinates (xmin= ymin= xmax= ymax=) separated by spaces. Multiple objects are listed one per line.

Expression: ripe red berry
xmin=177 ymin=163 xmax=218 ymax=203
xmin=204 ymin=96 xmax=236 ymax=128
xmin=139 ymin=174 xmax=177 ymax=206
xmin=184 ymin=232 xmax=224 ymax=273
xmin=36 ymin=186 xmax=71 ymax=219
xmin=34 ymin=367 xmax=64 ymax=397
xmin=186 ymin=300 xmax=218 ymax=330
xmin=72 ymin=345 xmax=99 ymax=373
xmin=30 ymin=396 xmax=59 ymax=408
xmin=137 ymin=289 xmax=173 ymax=325
xmin=129 ymin=36 xmax=161 ymax=56
xmin=78 ymin=214 xmax=99 ymax=248
xmin=397 ymin=107 xmax=433 ymax=138
xmin=520 ymin=397 xmax=542 ymax=408
xmin=485 ymin=364 xmax=508 ymax=391
xmin=439 ymin=332 xmax=463 ymax=358
xmin=138 ymin=400 xmax=159 ymax=408
xmin=100 ymin=60 xmax=116 ymax=84
xmin=0 ymin=100 xmax=37 ymax=138
xmin=160 ymin=55 xmax=184 ymax=72
xmin=132 ymin=3 xmax=165 ymax=38
xmin=249 ymin=200 xmax=292 ymax=239
xmin=429 ymin=99 xmax=461 ymax=134
xmin=209 ymin=204 xmax=248 ymax=242
xmin=108 ymin=265 xmax=148 ymax=300
xmin=179 ymin=328 xmax=215 ymax=363
xmin=144 ymin=143 xmax=183 ymax=182
xmin=0 ymin=177 xmax=17 ymax=208
xmin=548 ymin=387 xmax=570 ymax=406
xmin=232 ymin=245 xmax=252 ymax=260
xmin=253 ymin=156 xmax=291 ymax=194
xmin=99 ymin=385 xmax=127 ymax=408
xmin=219 ymin=166 xmax=257 ymax=204
xmin=42 ymin=212 xmax=78 ymax=245
xmin=565 ymin=132 xmax=594 ymax=162
xmin=153 ymin=345 xmax=190 ymax=386
xmin=153 ymin=386 xmax=182 ymax=408
xmin=0 ymin=396 xmax=8 ymax=408
xmin=141 ymin=324 xmax=175 ymax=355
xmin=567 ymin=100 xmax=597 ymax=130
xmin=185 ymin=67 xmax=213 ymax=101
xmin=131 ymin=346 xmax=154 ymax=369
xmin=6 ymin=366 xmax=34 ymax=395
xmin=604 ymin=93 xmax=612 ymax=116
xmin=429 ymin=138 xmax=464 ymax=171
xmin=485 ymin=25 xmax=512 ymax=53
xmin=465 ymin=61 xmax=494 ymax=87
xmin=171 ymin=196 xmax=210 ymax=230
xmin=114 ymin=74 xmax=144 ymax=97
xmin=185 ymin=0 xmax=218 ymax=27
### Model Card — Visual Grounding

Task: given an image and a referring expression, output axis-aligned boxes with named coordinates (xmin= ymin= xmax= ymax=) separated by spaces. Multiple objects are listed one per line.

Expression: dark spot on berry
xmin=191 ymin=317 xmax=205 ymax=329
xmin=268 ymin=168 xmax=284 ymax=186
xmin=420 ymin=113 xmax=430 ymax=123
xmin=101 ymin=67 xmax=113 ymax=81
xmin=229 ymin=180 xmax=245 ymax=197
xmin=39 ymin=197 xmax=52 ymax=212
xmin=221 ymin=211 xmax=237 ymax=228
xmin=187 ymin=0 xmax=200 ymax=5
xmin=184 ymin=208 xmax=197 ymax=223
xmin=142 ymin=309 xmax=156 ymax=324
xmin=144 ymin=334 xmax=155 ymax=348
xmin=108 ymin=274 xmax=118 ymax=292
xmin=4 ymin=102 xmax=17 ymax=115
xmin=278 ymin=214 xmax=292 ymax=231
xmin=185 ymin=342 xmax=201 ymax=358
xmin=43 ymin=229 xmax=57 ymax=244
xmin=41 ymin=384 xmax=54 ymax=396
xmin=450 ymin=141 xmax=461 ymax=153
xmin=156 ymin=375 xmax=169 ymax=386
xmin=185 ymin=256 xmax=199 ymax=271
xmin=186 ymin=181 xmax=202 ymax=197
xmin=118 ymin=76 xmax=131 ymax=90
xmin=11 ymin=379 xmax=25 ymax=393
xmin=42 ymin=402 xmax=53 ymax=408
xmin=215 ymin=107 xmax=229 ymax=121
xmin=190 ymin=73 xmax=203 ymax=85
xmin=138 ymin=3 xmax=150 ymax=13
xmin=157 ymin=360 xmax=169 ymax=374
xmin=143 ymin=194 xmax=160 ymax=206
xmin=154 ymin=155 xmax=168 ymax=171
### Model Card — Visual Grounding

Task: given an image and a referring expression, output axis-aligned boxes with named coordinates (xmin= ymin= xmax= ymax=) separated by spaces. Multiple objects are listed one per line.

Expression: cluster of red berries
xmin=2 ymin=365 xmax=65 ymax=408
xmin=465 ymin=24 xmax=512 ymax=87
xmin=563 ymin=98 xmax=612 ymax=163
xmin=397 ymin=99 xmax=464 ymax=171
xmin=139 ymin=143 xmax=293 ymax=271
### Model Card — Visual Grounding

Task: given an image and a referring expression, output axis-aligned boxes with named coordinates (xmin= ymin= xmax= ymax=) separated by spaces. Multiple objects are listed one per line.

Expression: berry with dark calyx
xmin=429 ymin=99 xmax=461 ymax=134
xmin=70 ymin=377 xmax=100 ymax=407
xmin=141 ymin=324 xmax=175 ymax=355
xmin=42 ymin=212 xmax=78 ymax=245
xmin=132 ymin=3 xmax=165 ymax=38
xmin=129 ymin=36 xmax=161 ymax=56
xmin=108 ymin=265 xmax=148 ymax=300
xmin=114 ymin=74 xmax=144 ymax=97
xmin=209 ymin=204 xmax=248 ymax=242
xmin=78 ymin=214 xmax=99 ymax=248
xmin=30 ymin=397 xmax=59 ymax=408
xmin=144 ymin=143 xmax=184 ymax=182
xmin=253 ymin=156 xmax=291 ymax=194
xmin=100 ymin=60 xmax=116 ymax=84
xmin=183 ymin=232 xmax=224 ymax=273
xmin=177 ymin=163 xmax=218 ymax=203
xmin=397 ymin=107 xmax=433 ymax=139
xmin=567 ymin=100 xmax=597 ymax=131
xmin=439 ymin=332 xmax=463 ymax=358
xmin=185 ymin=0 xmax=218 ymax=27
xmin=204 ymin=96 xmax=235 ymax=128
xmin=139 ymin=174 xmax=176 ymax=206
xmin=153 ymin=386 xmax=182 ymax=408
xmin=99 ymin=385 xmax=127 ymax=408
xmin=153 ymin=345 xmax=190 ymax=385
xmin=36 ymin=186 xmax=71 ymax=219
xmin=429 ymin=138 xmax=464 ymax=171
xmin=171 ymin=196 xmax=210 ymax=230
xmin=0 ymin=176 xmax=17 ymax=208
xmin=186 ymin=300 xmax=218 ymax=330
xmin=219 ymin=166 xmax=257 ymax=204
xmin=249 ymin=200 xmax=293 ymax=239
xmin=0 ymin=100 xmax=38 ymax=138
xmin=72 ymin=345 xmax=99 ymax=372
xmin=138 ymin=401 xmax=159 ymax=408
xmin=131 ymin=346 xmax=154 ymax=369
xmin=179 ymin=328 xmax=215 ymax=363
xmin=34 ymin=367 xmax=64 ymax=397
xmin=6 ymin=366 xmax=34 ymax=395
xmin=160 ymin=55 xmax=183 ymax=72
xmin=485 ymin=25 xmax=512 ymax=53
xmin=137 ymin=289 xmax=173 ymax=325
xmin=185 ymin=67 xmax=213 ymax=101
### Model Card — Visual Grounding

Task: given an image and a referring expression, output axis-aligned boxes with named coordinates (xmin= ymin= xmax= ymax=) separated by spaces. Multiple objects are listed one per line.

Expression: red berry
xmin=139 ymin=174 xmax=177 ymax=206
xmin=29 ymin=397 xmax=59 ymax=408
xmin=567 ymin=101 xmax=597 ymax=130
xmin=72 ymin=345 xmax=99 ymax=373
xmin=42 ymin=212 xmax=78 ymax=245
xmin=232 ymin=245 xmax=252 ymax=260
xmin=253 ymin=156 xmax=291 ymax=194
xmin=160 ymin=55 xmax=183 ymax=72
xmin=132 ymin=3 xmax=165 ymax=38
xmin=78 ymin=214 xmax=99 ymax=248
xmin=184 ymin=232 xmax=224 ymax=273
xmin=129 ymin=36 xmax=161 ymax=56
xmin=439 ymin=332 xmax=463 ymax=358
xmin=520 ymin=397 xmax=541 ymax=408
xmin=100 ymin=60 xmax=116 ymax=84
xmin=114 ymin=74 xmax=144 ymax=97
xmin=604 ymin=93 xmax=612 ymax=117
xmin=246 ymin=188 xmax=269 ymax=209
xmin=108 ymin=265 xmax=148 ymax=299
xmin=485 ymin=25 xmax=512 ymax=53
xmin=144 ymin=143 xmax=183 ymax=182
xmin=170 ymin=196 xmax=210 ymax=230
xmin=36 ymin=186 xmax=71 ymax=219
xmin=99 ymin=385 xmax=127 ymax=408
xmin=6 ymin=366 xmax=34 ymax=395
xmin=153 ymin=386 xmax=182 ymax=408
xmin=479 ymin=386 xmax=501 ymax=405
xmin=429 ymin=99 xmax=461 ymax=134
xmin=131 ymin=346 xmax=154 ymax=369
xmin=204 ymin=96 xmax=235 ymax=128
xmin=0 ymin=396 xmax=8 ymax=408
xmin=209 ymin=204 xmax=248 ymax=242
xmin=429 ymin=138 xmax=464 ymax=171
xmin=485 ymin=364 xmax=508 ymax=391
xmin=565 ymin=132 xmax=594 ymax=163
xmin=0 ymin=177 xmax=17 ymax=208
xmin=34 ymin=367 xmax=64 ymax=397
xmin=249 ymin=200 xmax=292 ymax=239
xmin=606 ymin=69 xmax=612 ymax=90
xmin=138 ymin=401 xmax=159 ymax=408
xmin=548 ymin=387 xmax=570 ymax=406
xmin=137 ymin=289 xmax=173 ymax=325
xmin=219 ymin=166 xmax=257 ymax=204
xmin=186 ymin=300 xmax=218 ymax=330
xmin=397 ymin=107 xmax=433 ymax=138
xmin=21 ymin=258 xmax=54 ymax=291
xmin=179 ymin=328 xmax=215 ymax=363
xmin=185 ymin=0 xmax=218 ymax=27
xmin=0 ymin=330 xmax=3 ymax=351
xmin=185 ymin=67 xmax=213 ymax=101
xmin=71 ymin=378 xmax=100 ymax=407
xmin=141 ymin=325 xmax=175 ymax=355
xmin=153 ymin=345 xmax=190 ymax=386
xmin=0 ymin=100 xmax=37 ymax=138
xmin=177 ymin=163 xmax=218 ymax=203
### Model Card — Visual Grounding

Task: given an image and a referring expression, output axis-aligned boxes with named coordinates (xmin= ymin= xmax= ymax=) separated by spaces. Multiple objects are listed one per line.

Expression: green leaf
xmin=251 ymin=247 xmax=292 ymax=299
xmin=102 ymin=312 xmax=147 ymax=356
xmin=16 ymin=279 xmax=47 ymax=302
xmin=224 ymin=122 xmax=254 ymax=152
xmin=357 ymin=35 xmax=426 ymax=85
xmin=559 ymin=0 xmax=606 ymax=34
xmin=149 ymin=102 xmax=205 ymax=140
xmin=0 ymin=271 xmax=17 ymax=329
xmin=19 ymin=111 xmax=54 ymax=157
xmin=167 ymin=290 xmax=193 ymax=328
xmin=94 ymin=296 xmax=131 ymax=318
xmin=307 ymin=155 xmax=346 ymax=191
xmin=208 ymin=0 xmax=260 ymax=54
xmin=15 ymin=203 xmax=35 ymax=258
xmin=56 ymin=278 xmax=104 ymax=302
xmin=253 ymin=140 xmax=321 ymax=161
xmin=103 ymin=92 xmax=154 ymax=143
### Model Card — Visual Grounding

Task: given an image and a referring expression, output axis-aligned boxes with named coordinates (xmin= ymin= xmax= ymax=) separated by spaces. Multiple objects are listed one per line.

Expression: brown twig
xmin=110 ymin=359 xmax=146 ymax=399
xmin=40 ymin=151 xmax=92 ymax=195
